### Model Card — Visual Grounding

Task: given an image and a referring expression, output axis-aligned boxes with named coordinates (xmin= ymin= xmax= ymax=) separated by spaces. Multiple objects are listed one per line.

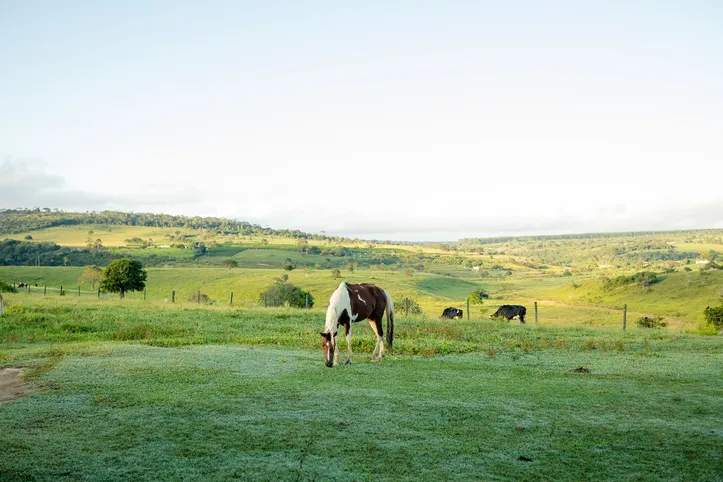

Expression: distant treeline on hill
xmin=0 ymin=239 xmax=177 ymax=267
xmin=459 ymin=229 xmax=723 ymax=244
xmin=0 ymin=208 xmax=343 ymax=241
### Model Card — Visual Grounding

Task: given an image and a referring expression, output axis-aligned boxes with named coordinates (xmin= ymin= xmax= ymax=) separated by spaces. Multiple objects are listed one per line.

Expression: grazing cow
xmin=17 ymin=282 xmax=27 ymax=288
xmin=491 ymin=304 xmax=527 ymax=324
xmin=441 ymin=307 xmax=463 ymax=319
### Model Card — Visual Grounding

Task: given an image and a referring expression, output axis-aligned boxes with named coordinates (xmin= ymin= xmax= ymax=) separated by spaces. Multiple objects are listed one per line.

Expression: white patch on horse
xmin=324 ymin=282 xmax=357 ymax=336
xmin=357 ymin=294 xmax=366 ymax=304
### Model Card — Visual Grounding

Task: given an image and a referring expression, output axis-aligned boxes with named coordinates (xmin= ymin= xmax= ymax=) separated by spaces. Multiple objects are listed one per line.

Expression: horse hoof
xmin=344 ymin=360 xmax=351 ymax=365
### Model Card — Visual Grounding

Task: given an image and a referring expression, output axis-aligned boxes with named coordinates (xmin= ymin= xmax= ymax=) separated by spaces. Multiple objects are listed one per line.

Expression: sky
xmin=1 ymin=1 xmax=722 ymax=241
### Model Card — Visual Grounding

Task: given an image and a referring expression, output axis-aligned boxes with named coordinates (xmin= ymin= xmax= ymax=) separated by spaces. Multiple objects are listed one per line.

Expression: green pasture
xmin=0 ymin=297 xmax=721 ymax=481
xmin=6 ymin=225 xmax=188 ymax=247
xmin=669 ymin=243 xmax=723 ymax=255
xmin=2 ymin=265 xmax=718 ymax=329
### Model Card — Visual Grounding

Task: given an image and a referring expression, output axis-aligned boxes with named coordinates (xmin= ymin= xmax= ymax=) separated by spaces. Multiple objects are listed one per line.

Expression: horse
xmin=320 ymin=282 xmax=394 ymax=367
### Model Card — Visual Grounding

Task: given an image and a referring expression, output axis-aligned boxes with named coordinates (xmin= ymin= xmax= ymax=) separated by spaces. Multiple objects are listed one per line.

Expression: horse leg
xmin=343 ymin=322 xmax=352 ymax=365
xmin=368 ymin=319 xmax=384 ymax=362
xmin=333 ymin=333 xmax=340 ymax=366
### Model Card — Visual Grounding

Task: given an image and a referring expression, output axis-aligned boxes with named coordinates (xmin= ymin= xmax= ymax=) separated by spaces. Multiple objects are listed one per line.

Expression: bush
xmin=603 ymin=271 xmax=659 ymax=290
xmin=331 ymin=269 xmax=341 ymax=279
xmin=0 ymin=280 xmax=17 ymax=293
xmin=395 ymin=297 xmax=424 ymax=315
xmin=189 ymin=292 xmax=212 ymax=304
xmin=259 ymin=282 xmax=314 ymax=308
xmin=467 ymin=289 xmax=489 ymax=305
xmin=636 ymin=316 xmax=668 ymax=328
xmin=703 ymin=305 xmax=723 ymax=331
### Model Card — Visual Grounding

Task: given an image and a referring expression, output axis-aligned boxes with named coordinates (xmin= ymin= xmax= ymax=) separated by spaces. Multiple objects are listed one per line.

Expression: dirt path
xmin=0 ymin=367 xmax=43 ymax=404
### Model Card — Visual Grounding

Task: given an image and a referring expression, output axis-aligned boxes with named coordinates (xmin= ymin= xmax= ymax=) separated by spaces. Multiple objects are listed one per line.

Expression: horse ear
xmin=320 ymin=332 xmax=331 ymax=340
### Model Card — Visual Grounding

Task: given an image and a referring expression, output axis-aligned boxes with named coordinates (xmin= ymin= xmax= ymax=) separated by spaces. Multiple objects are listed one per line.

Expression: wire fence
xmin=1 ymin=283 xmax=643 ymax=331
xmin=3 ymin=283 xmax=310 ymax=309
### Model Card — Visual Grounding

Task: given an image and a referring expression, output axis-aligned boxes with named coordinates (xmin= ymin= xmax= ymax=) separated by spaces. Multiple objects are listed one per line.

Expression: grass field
xmin=2 ymin=220 xmax=723 ymax=480
xmin=2 ymin=265 xmax=720 ymax=330
xmin=0 ymin=297 xmax=721 ymax=481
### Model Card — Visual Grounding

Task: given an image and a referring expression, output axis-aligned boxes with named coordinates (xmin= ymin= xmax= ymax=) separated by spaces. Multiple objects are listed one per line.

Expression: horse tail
xmin=383 ymin=289 xmax=394 ymax=353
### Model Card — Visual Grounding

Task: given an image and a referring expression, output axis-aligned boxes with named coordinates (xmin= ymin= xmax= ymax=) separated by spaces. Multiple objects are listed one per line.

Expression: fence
xmin=1 ymin=283 xmax=637 ymax=330
xmin=2 ymin=283 xmax=314 ymax=310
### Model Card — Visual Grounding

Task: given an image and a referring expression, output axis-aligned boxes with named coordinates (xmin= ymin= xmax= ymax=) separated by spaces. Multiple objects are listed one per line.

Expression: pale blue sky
xmin=1 ymin=1 xmax=722 ymax=241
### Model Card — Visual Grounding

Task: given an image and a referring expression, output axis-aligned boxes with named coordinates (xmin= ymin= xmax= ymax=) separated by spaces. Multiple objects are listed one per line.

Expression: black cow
xmin=441 ymin=307 xmax=463 ymax=319
xmin=491 ymin=305 xmax=527 ymax=324
xmin=17 ymin=282 xmax=27 ymax=288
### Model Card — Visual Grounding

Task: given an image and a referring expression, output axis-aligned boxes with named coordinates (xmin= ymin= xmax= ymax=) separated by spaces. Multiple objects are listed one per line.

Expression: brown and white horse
xmin=320 ymin=282 xmax=394 ymax=367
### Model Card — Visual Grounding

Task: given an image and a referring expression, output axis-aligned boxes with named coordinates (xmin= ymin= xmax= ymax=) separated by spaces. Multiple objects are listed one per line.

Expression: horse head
xmin=320 ymin=331 xmax=335 ymax=367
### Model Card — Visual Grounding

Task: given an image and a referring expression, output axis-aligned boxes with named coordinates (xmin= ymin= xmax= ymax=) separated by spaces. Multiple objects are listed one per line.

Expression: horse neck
xmin=324 ymin=283 xmax=349 ymax=333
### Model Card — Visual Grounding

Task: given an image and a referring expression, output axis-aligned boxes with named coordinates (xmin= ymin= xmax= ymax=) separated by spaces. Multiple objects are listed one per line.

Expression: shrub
xmin=703 ymin=305 xmax=723 ymax=331
xmin=467 ymin=289 xmax=489 ymax=305
xmin=636 ymin=316 xmax=668 ymax=328
xmin=395 ymin=297 xmax=424 ymax=315
xmin=259 ymin=282 xmax=314 ymax=308
xmin=331 ymin=269 xmax=341 ymax=279
xmin=632 ymin=271 xmax=658 ymax=288
xmin=189 ymin=292 xmax=212 ymax=304
xmin=0 ymin=280 xmax=17 ymax=293
xmin=603 ymin=271 xmax=660 ymax=290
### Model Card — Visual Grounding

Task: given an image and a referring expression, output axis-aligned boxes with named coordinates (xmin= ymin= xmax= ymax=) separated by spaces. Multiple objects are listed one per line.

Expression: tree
xmin=100 ymin=259 xmax=147 ymax=299
xmin=79 ymin=265 xmax=102 ymax=290
xmin=331 ymin=268 xmax=341 ymax=279
xmin=296 ymin=238 xmax=308 ymax=254
xmin=222 ymin=259 xmax=238 ymax=269
xmin=283 ymin=258 xmax=296 ymax=271
xmin=259 ymin=281 xmax=314 ymax=308
xmin=24 ymin=235 xmax=32 ymax=240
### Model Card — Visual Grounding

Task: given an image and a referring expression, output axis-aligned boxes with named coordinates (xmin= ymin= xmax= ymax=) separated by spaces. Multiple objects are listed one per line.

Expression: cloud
xmin=2 ymin=158 xmax=722 ymax=242
xmin=0 ymin=158 xmax=203 ymax=213
xmin=245 ymin=198 xmax=723 ymax=241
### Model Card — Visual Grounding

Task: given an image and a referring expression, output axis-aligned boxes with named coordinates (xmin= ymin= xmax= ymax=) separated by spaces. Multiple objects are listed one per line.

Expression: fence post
xmin=467 ymin=298 xmax=470 ymax=320
xmin=0 ymin=291 xmax=4 ymax=316
xmin=197 ymin=289 xmax=201 ymax=304
xmin=172 ymin=290 xmax=175 ymax=303
xmin=60 ymin=285 xmax=63 ymax=296
xmin=144 ymin=288 xmax=147 ymax=301
xmin=306 ymin=293 xmax=310 ymax=309
xmin=98 ymin=287 xmax=101 ymax=298
xmin=264 ymin=294 xmax=267 ymax=307
xmin=78 ymin=286 xmax=80 ymax=297
xmin=405 ymin=299 xmax=409 ymax=317
xmin=623 ymin=304 xmax=627 ymax=332
xmin=27 ymin=284 xmax=30 ymax=294
xmin=230 ymin=292 xmax=234 ymax=305
xmin=44 ymin=285 xmax=47 ymax=296
xmin=535 ymin=301 xmax=539 ymax=325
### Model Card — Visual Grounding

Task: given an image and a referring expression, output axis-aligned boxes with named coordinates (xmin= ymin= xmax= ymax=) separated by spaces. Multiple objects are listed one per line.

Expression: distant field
xmin=669 ymin=242 xmax=723 ymax=255
xmin=2 ymin=265 xmax=717 ymax=329
xmin=6 ymin=225 xmax=186 ymax=247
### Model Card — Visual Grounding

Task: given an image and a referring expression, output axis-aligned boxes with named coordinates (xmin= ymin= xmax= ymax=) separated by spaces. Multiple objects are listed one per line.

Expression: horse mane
xmin=324 ymin=282 xmax=351 ymax=334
